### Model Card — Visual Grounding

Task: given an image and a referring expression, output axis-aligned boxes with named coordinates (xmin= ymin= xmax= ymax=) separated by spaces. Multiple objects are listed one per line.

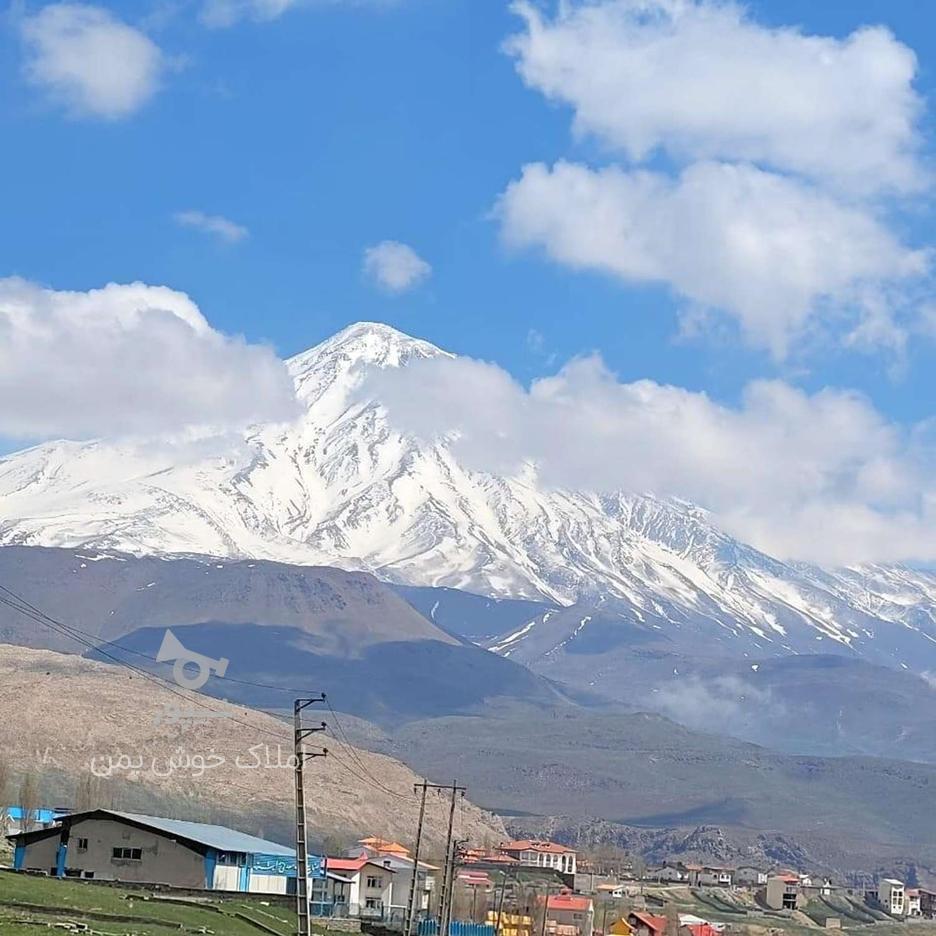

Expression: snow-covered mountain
xmin=2 ymin=321 xmax=935 ymax=676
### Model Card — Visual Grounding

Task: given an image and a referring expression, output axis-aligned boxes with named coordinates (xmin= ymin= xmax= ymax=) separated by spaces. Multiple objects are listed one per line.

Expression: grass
xmin=0 ymin=868 xmax=317 ymax=935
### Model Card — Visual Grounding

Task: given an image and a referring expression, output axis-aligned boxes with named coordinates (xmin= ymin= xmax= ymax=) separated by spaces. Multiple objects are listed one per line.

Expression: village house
xmin=596 ymin=883 xmax=630 ymax=899
xmin=652 ymin=864 xmax=689 ymax=883
xmin=907 ymin=889 xmax=922 ymax=917
xmin=764 ymin=873 xmax=834 ymax=911
xmin=687 ymin=864 xmax=734 ymax=887
xmin=627 ymin=911 xmax=668 ymax=936
xmin=544 ymin=892 xmax=594 ymax=936
xmin=680 ymin=923 xmax=721 ymax=936
xmin=765 ymin=873 xmax=805 ymax=910
xmin=499 ymin=840 xmax=577 ymax=876
xmin=350 ymin=836 xmax=437 ymax=921
xmin=325 ymin=854 xmax=395 ymax=918
xmin=734 ymin=866 xmax=768 ymax=887
xmin=916 ymin=889 xmax=936 ymax=918
xmin=877 ymin=879 xmax=906 ymax=917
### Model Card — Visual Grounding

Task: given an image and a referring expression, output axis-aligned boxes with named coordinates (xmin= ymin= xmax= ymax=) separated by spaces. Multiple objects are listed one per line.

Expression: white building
xmin=326 ymin=855 xmax=395 ymax=918
xmin=878 ymin=879 xmax=906 ymax=916
xmin=499 ymin=840 xmax=577 ymax=876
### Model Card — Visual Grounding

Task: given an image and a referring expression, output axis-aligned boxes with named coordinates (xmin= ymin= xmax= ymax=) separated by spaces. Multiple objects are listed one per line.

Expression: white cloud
xmin=201 ymin=0 xmax=299 ymax=27
xmin=200 ymin=0 xmax=393 ymax=28
xmin=0 ymin=278 xmax=300 ymax=440
xmin=498 ymin=0 xmax=933 ymax=358
xmin=362 ymin=353 xmax=936 ymax=565
xmin=363 ymin=241 xmax=432 ymax=294
xmin=498 ymin=160 xmax=928 ymax=357
xmin=174 ymin=210 xmax=249 ymax=244
xmin=506 ymin=0 xmax=925 ymax=194
xmin=20 ymin=4 xmax=165 ymax=120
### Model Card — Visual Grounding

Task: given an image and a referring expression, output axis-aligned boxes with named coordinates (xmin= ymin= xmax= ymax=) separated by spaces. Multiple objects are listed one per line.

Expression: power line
xmin=325 ymin=696 xmax=411 ymax=801
xmin=0 ymin=587 xmax=291 ymax=742
xmin=0 ymin=583 xmax=313 ymax=694
xmin=0 ymin=582 xmax=417 ymax=805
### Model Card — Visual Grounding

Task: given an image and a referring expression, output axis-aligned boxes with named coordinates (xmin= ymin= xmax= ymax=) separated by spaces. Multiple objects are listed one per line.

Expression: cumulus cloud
xmin=0 ymin=278 xmax=300 ymax=440
xmin=174 ymin=210 xmax=249 ymax=244
xmin=506 ymin=0 xmax=925 ymax=194
xmin=20 ymin=4 xmax=165 ymax=119
xmin=498 ymin=160 xmax=928 ymax=357
xmin=363 ymin=241 xmax=432 ymax=294
xmin=498 ymin=0 xmax=932 ymax=358
xmin=362 ymin=353 xmax=936 ymax=565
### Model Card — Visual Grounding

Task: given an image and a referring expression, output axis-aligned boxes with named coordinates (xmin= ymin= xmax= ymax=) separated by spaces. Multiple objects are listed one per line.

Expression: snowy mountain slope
xmin=2 ymin=321 xmax=936 ymax=677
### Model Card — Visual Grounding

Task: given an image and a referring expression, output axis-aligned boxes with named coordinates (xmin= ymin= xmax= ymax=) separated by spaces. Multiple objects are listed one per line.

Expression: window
xmin=112 ymin=847 xmax=142 ymax=860
xmin=76 ymin=838 xmax=88 ymax=852
xmin=366 ymin=875 xmax=383 ymax=888
xmin=365 ymin=897 xmax=380 ymax=909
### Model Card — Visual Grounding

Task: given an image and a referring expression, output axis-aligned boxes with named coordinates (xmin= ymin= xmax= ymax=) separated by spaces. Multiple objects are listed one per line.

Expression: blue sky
xmin=1 ymin=0 xmax=933 ymax=427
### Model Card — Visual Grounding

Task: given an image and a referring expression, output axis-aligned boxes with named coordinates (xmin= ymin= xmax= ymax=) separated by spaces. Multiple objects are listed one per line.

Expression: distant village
xmin=3 ymin=806 xmax=935 ymax=935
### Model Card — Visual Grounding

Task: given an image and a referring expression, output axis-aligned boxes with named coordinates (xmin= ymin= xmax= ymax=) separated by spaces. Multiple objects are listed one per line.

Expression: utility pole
xmin=494 ymin=868 xmax=511 ymax=936
xmin=405 ymin=781 xmax=430 ymax=936
xmin=442 ymin=838 xmax=467 ymax=936
xmin=405 ymin=781 xmax=466 ymax=936
xmin=438 ymin=781 xmax=466 ymax=936
xmin=294 ymin=695 xmax=327 ymax=936
xmin=540 ymin=883 xmax=552 ymax=936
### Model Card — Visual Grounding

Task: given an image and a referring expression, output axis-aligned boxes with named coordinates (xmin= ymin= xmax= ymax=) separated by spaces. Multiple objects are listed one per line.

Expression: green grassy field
xmin=0 ymin=869 xmax=310 ymax=935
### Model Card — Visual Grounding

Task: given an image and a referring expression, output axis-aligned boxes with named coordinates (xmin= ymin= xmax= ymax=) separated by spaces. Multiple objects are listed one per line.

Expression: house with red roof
xmin=326 ymin=854 xmax=395 ymax=918
xmin=348 ymin=838 xmax=439 ymax=922
xmin=627 ymin=911 xmax=668 ymax=936
xmin=542 ymin=891 xmax=594 ymax=936
xmin=681 ymin=923 xmax=720 ymax=936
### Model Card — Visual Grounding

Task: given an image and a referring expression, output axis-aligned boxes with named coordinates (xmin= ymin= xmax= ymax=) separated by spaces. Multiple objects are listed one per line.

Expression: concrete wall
xmin=18 ymin=833 xmax=59 ymax=874
xmin=60 ymin=817 xmax=206 ymax=887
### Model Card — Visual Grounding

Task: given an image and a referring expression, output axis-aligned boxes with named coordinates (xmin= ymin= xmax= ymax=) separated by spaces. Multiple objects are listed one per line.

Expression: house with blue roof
xmin=7 ymin=808 xmax=336 ymax=899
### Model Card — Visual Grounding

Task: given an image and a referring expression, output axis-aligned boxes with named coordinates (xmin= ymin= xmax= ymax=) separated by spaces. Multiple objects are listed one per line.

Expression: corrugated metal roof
xmin=109 ymin=811 xmax=294 ymax=856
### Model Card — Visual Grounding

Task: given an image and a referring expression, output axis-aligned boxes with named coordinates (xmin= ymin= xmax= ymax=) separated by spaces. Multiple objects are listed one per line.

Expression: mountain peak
xmin=288 ymin=321 xmax=449 ymax=375
xmin=286 ymin=321 xmax=451 ymax=407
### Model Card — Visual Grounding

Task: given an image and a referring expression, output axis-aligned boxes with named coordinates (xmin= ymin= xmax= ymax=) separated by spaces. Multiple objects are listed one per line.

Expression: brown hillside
xmin=0 ymin=644 xmax=503 ymax=850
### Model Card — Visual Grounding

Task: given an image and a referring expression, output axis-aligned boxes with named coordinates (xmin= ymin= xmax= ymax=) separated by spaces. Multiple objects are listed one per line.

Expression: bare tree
xmin=18 ymin=774 xmax=39 ymax=834
xmin=0 ymin=759 xmax=10 ymax=827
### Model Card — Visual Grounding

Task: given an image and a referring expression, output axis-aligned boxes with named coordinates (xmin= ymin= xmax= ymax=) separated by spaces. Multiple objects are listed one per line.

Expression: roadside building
xmin=499 ymin=840 xmax=577 ymax=877
xmin=7 ymin=809 xmax=326 ymax=895
xmin=653 ymin=865 xmax=689 ymax=883
xmin=877 ymin=879 xmax=906 ymax=917
xmin=906 ymin=889 xmax=921 ymax=917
